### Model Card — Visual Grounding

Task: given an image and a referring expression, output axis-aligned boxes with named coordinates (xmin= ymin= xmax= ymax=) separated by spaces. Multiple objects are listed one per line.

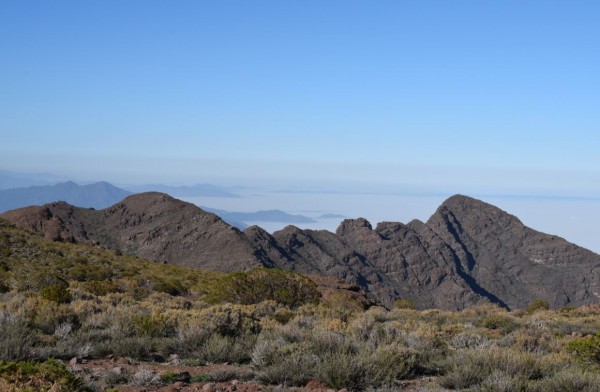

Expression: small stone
xmin=305 ymin=380 xmax=327 ymax=390
xmin=202 ymin=383 xmax=217 ymax=392
xmin=177 ymin=371 xmax=191 ymax=383
xmin=173 ymin=381 xmax=186 ymax=388
xmin=116 ymin=357 xmax=130 ymax=365
xmin=68 ymin=357 xmax=80 ymax=366
xmin=149 ymin=352 xmax=166 ymax=362
xmin=111 ymin=366 xmax=123 ymax=375
xmin=230 ymin=380 xmax=240 ymax=385
xmin=169 ymin=353 xmax=181 ymax=364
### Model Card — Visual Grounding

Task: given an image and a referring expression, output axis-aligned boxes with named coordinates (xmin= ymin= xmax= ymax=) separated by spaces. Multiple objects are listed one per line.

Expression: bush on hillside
xmin=527 ymin=299 xmax=550 ymax=314
xmin=205 ymin=268 xmax=320 ymax=308
xmin=567 ymin=333 xmax=600 ymax=364
xmin=40 ymin=284 xmax=72 ymax=304
xmin=0 ymin=359 xmax=90 ymax=391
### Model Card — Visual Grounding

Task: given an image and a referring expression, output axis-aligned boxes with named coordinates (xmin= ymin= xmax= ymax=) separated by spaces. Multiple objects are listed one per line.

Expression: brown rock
xmin=115 ymin=357 xmax=130 ymax=365
xmin=111 ymin=366 xmax=124 ymax=375
xmin=305 ymin=380 xmax=327 ymax=390
xmin=202 ymin=383 xmax=217 ymax=392
xmin=68 ymin=357 xmax=80 ymax=366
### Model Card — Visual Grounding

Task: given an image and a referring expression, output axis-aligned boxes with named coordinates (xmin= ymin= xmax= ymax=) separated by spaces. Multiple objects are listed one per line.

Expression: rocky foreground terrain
xmin=3 ymin=193 xmax=600 ymax=310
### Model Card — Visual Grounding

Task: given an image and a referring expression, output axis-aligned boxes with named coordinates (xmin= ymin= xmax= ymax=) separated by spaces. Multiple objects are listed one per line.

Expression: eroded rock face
xmin=3 ymin=193 xmax=600 ymax=310
xmin=426 ymin=195 xmax=600 ymax=310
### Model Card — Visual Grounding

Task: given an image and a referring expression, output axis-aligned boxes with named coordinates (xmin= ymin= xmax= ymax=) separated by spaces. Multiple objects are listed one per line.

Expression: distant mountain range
xmin=0 ymin=170 xmax=70 ymax=190
xmin=124 ymin=183 xmax=240 ymax=198
xmin=0 ymin=178 xmax=322 ymax=228
xmin=202 ymin=207 xmax=316 ymax=230
xmin=0 ymin=181 xmax=131 ymax=213
xmin=3 ymin=192 xmax=599 ymax=311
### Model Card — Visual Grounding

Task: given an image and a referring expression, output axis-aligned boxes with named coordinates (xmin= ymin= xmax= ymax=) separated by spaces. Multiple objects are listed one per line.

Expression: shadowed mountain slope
xmin=2 ymin=193 xmax=599 ymax=310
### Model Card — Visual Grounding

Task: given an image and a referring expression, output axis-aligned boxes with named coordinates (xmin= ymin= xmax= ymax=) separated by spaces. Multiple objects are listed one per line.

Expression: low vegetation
xmin=2 ymin=218 xmax=600 ymax=391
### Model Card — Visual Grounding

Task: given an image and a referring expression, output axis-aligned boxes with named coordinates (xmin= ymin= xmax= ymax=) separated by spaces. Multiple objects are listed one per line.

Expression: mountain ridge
xmin=2 ymin=192 xmax=599 ymax=310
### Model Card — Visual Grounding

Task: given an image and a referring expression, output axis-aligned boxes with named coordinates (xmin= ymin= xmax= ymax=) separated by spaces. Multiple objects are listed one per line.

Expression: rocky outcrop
xmin=3 ymin=193 xmax=600 ymax=310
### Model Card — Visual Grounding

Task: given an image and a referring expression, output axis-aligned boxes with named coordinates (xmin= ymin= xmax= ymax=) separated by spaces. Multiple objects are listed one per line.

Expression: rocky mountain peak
xmin=336 ymin=218 xmax=373 ymax=236
xmin=429 ymin=194 xmax=522 ymax=230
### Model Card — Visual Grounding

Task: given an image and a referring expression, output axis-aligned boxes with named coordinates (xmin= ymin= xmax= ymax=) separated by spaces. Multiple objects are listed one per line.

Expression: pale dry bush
xmin=194 ymin=303 xmax=262 ymax=337
xmin=54 ymin=322 xmax=73 ymax=339
xmin=196 ymin=333 xmax=256 ymax=364
xmin=251 ymin=314 xmax=426 ymax=391
xmin=100 ymin=366 xmax=131 ymax=387
xmin=366 ymin=321 xmax=405 ymax=348
xmin=533 ymin=368 xmax=600 ymax=392
xmin=347 ymin=310 xmax=377 ymax=340
xmin=449 ymin=331 xmax=492 ymax=350
xmin=36 ymin=335 xmax=94 ymax=360
xmin=0 ymin=310 xmax=34 ymax=360
xmin=438 ymin=346 xmax=569 ymax=390
xmin=130 ymin=368 xmax=159 ymax=386
xmin=139 ymin=291 xmax=191 ymax=310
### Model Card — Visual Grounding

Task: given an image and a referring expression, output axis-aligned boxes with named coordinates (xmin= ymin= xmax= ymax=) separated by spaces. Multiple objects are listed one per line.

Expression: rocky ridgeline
xmin=3 ymin=192 xmax=600 ymax=310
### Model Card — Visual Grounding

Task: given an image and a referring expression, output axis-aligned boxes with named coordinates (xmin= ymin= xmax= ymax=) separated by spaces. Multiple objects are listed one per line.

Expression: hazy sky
xmin=1 ymin=1 xmax=600 ymax=250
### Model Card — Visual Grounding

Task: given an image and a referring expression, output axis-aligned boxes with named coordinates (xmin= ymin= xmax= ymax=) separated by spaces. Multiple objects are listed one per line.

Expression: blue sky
xmin=2 ymin=1 xmax=599 ymax=189
xmin=1 ymin=3 xmax=599 ymax=200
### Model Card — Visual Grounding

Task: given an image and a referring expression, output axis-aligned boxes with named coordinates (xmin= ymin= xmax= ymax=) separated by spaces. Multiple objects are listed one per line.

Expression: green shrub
xmin=68 ymin=264 xmax=113 ymax=282
xmin=567 ymin=333 xmax=600 ymax=364
xmin=393 ymin=298 xmax=416 ymax=310
xmin=194 ymin=304 xmax=263 ymax=337
xmin=479 ymin=314 xmax=518 ymax=334
xmin=40 ymin=284 xmax=72 ymax=304
xmin=132 ymin=313 xmax=175 ymax=338
xmin=190 ymin=373 xmax=211 ymax=383
xmin=528 ymin=299 xmax=550 ymax=314
xmin=205 ymin=268 xmax=320 ymax=308
xmin=0 ymin=359 xmax=90 ymax=391
xmin=271 ymin=308 xmax=295 ymax=324
xmin=0 ymin=264 xmax=9 ymax=292
xmin=151 ymin=277 xmax=187 ymax=296
xmin=159 ymin=371 xmax=177 ymax=383
xmin=82 ymin=280 xmax=121 ymax=296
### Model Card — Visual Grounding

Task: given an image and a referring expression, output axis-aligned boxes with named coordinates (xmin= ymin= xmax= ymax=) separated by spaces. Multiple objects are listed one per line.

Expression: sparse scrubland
xmin=2 ymin=219 xmax=600 ymax=391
